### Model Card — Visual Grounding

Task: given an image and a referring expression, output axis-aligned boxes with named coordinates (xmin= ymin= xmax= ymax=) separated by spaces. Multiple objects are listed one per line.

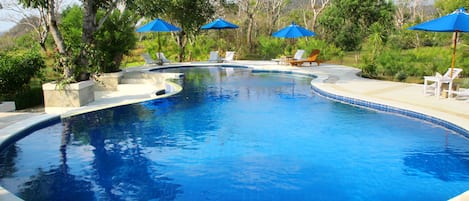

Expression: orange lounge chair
xmin=289 ymin=49 xmax=321 ymax=67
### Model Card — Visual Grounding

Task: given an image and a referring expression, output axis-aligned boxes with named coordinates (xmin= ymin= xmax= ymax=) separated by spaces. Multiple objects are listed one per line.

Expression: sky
xmin=0 ymin=0 xmax=80 ymax=33
xmin=0 ymin=10 xmax=18 ymax=32
xmin=0 ymin=21 xmax=15 ymax=33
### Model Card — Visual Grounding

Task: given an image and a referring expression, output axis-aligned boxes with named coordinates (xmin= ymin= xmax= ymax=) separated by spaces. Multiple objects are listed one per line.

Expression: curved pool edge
xmin=60 ymin=81 xmax=183 ymax=119
xmin=0 ymin=113 xmax=60 ymax=201
xmin=308 ymin=71 xmax=469 ymax=138
xmin=0 ymin=73 xmax=185 ymax=201
xmin=310 ymin=79 xmax=469 ymax=137
xmin=0 ymin=62 xmax=469 ymax=200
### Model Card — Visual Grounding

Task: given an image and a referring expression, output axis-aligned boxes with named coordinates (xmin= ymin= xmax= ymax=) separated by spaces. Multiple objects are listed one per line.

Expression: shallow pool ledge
xmin=449 ymin=190 xmax=469 ymax=201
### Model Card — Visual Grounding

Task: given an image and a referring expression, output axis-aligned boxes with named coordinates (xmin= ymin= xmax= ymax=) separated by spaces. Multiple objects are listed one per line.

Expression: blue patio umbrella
xmin=201 ymin=18 xmax=239 ymax=30
xmin=201 ymin=18 xmax=239 ymax=51
xmin=273 ymin=22 xmax=315 ymax=56
xmin=408 ymin=7 xmax=469 ymax=77
xmin=136 ymin=18 xmax=181 ymax=53
xmin=272 ymin=22 xmax=316 ymax=38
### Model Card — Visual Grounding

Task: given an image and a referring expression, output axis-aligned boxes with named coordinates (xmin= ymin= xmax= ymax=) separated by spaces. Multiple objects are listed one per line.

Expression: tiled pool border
xmin=310 ymin=84 xmax=469 ymax=137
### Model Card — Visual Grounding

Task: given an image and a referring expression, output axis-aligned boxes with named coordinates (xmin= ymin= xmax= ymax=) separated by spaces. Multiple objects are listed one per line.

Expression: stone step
xmin=120 ymin=78 xmax=149 ymax=84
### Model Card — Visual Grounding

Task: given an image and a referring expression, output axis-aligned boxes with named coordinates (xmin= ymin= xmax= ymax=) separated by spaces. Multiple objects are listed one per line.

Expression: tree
xmin=132 ymin=0 xmax=213 ymax=62
xmin=238 ymin=0 xmax=260 ymax=51
xmin=17 ymin=0 xmax=141 ymax=80
xmin=20 ymin=0 xmax=73 ymax=78
xmin=317 ymin=0 xmax=395 ymax=51
xmin=93 ymin=9 xmax=138 ymax=72
xmin=265 ymin=0 xmax=287 ymax=35
xmin=79 ymin=0 xmax=123 ymax=70
xmin=167 ymin=0 xmax=214 ymax=62
xmin=435 ymin=0 xmax=469 ymax=14
xmin=1 ymin=0 xmax=50 ymax=52
xmin=309 ymin=0 xmax=331 ymax=31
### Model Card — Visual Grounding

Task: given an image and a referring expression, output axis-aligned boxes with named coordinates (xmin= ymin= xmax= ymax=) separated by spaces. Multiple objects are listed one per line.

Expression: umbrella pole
xmin=450 ymin=31 xmax=459 ymax=78
xmin=218 ymin=30 xmax=221 ymax=55
xmin=158 ymin=32 xmax=161 ymax=54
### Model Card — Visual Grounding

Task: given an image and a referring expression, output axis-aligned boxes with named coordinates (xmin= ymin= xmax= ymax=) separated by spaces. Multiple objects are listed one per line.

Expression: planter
xmin=93 ymin=71 xmax=123 ymax=91
xmin=0 ymin=101 xmax=16 ymax=112
xmin=42 ymin=80 xmax=95 ymax=107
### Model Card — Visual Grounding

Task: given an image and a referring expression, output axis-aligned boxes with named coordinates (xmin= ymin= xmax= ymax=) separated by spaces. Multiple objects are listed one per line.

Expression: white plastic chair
xmin=156 ymin=52 xmax=171 ymax=63
xmin=271 ymin=49 xmax=304 ymax=65
xmin=222 ymin=51 xmax=235 ymax=62
xmin=208 ymin=51 xmax=219 ymax=62
xmin=423 ymin=68 xmax=463 ymax=97
xmin=141 ymin=53 xmax=156 ymax=65
xmin=293 ymin=49 xmax=305 ymax=60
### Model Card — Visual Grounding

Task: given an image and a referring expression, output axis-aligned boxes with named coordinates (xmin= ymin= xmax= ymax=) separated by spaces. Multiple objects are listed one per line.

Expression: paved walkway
xmin=0 ymin=61 xmax=469 ymax=200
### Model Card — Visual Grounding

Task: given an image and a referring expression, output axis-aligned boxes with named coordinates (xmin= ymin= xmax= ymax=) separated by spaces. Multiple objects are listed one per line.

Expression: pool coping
xmin=309 ymin=74 xmax=469 ymax=137
xmin=0 ymin=62 xmax=468 ymax=200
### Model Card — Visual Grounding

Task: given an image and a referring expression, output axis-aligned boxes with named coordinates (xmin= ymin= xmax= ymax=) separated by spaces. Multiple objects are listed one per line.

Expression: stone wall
xmin=42 ymin=81 xmax=95 ymax=107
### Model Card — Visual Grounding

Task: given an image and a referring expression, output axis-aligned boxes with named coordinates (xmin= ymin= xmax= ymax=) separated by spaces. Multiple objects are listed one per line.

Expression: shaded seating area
xmin=423 ymin=68 xmax=463 ymax=97
xmin=289 ymin=49 xmax=321 ymax=67
xmin=272 ymin=49 xmax=304 ymax=65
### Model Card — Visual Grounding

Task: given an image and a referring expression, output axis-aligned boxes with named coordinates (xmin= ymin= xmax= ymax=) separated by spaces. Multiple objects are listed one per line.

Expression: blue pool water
xmin=1 ymin=67 xmax=469 ymax=201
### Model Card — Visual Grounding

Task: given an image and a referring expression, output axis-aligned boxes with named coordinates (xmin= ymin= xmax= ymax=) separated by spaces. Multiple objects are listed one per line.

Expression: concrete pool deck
xmin=0 ymin=61 xmax=469 ymax=200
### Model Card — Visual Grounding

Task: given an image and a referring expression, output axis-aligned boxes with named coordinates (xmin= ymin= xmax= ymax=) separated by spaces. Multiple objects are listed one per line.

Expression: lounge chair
xmin=208 ymin=51 xmax=219 ymax=62
xmin=423 ymin=68 xmax=463 ymax=97
xmin=222 ymin=51 xmax=235 ymax=62
xmin=272 ymin=49 xmax=305 ymax=65
xmin=451 ymin=88 xmax=469 ymax=101
xmin=291 ymin=49 xmax=305 ymax=61
xmin=141 ymin=53 xmax=156 ymax=65
xmin=289 ymin=49 xmax=321 ymax=67
xmin=156 ymin=52 xmax=171 ymax=64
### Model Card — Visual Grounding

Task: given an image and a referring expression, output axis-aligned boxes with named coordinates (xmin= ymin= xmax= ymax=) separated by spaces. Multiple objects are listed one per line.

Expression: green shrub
xmin=360 ymin=57 xmax=377 ymax=78
xmin=12 ymin=83 xmax=44 ymax=110
xmin=142 ymin=34 xmax=183 ymax=61
xmin=185 ymin=35 xmax=218 ymax=61
xmin=60 ymin=5 xmax=83 ymax=53
xmin=93 ymin=10 xmax=138 ymax=73
xmin=394 ymin=70 xmax=408 ymax=82
xmin=258 ymin=36 xmax=286 ymax=59
xmin=295 ymin=38 xmax=344 ymax=61
xmin=0 ymin=49 xmax=46 ymax=96
xmin=459 ymin=78 xmax=469 ymax=88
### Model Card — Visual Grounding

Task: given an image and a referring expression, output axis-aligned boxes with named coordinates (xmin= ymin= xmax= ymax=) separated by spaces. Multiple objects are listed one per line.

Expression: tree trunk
xmin=80 ymin=0 xmax=98 ymax=68
xmin=310 ymin=0 xmax=331 ymax=31
xmin=267 ymin=0 xmax=283 ymax=36
xmin=177 ymin=31 xmax=186 ymax=62
xmin=247 ymin=14 xmax=254 ymax=50
xmin=47 ymin=0 xmax=72 ymax=78
xmin=39 ymin=42 xmax=47 ymax=53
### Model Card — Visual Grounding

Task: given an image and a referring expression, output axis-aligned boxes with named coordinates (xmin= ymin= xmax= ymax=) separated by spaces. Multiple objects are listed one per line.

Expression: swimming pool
xmin=1 ymin=67 xmax=469 ymax=201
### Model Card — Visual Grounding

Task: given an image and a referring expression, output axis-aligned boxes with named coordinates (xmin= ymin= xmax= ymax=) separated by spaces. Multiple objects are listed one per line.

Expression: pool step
xmin=121 ymin=72 xmax=183 ymax=84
